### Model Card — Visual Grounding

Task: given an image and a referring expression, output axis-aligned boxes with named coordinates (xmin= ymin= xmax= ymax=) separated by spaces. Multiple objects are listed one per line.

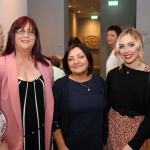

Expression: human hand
xmin=0 ymin=141 xmax=9 ymax=150
xmin=122 ymin=144 xmax=133 ymax=150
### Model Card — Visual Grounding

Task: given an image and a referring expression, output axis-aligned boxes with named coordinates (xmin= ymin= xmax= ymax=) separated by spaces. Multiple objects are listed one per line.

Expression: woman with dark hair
xmin=106 ymin=25 xmax=123 ymax=76
xmin=0 ymin=16 xmax=54 ymax=150
xmin=68 ymin=37 xmax=81 ymax=47
xmin=52 ymin=43 xmax=108 ymax=150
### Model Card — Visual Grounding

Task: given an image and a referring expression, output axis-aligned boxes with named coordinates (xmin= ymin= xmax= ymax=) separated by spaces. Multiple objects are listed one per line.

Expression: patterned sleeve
xmin=144 ymin=63 xmax=150 ymax=72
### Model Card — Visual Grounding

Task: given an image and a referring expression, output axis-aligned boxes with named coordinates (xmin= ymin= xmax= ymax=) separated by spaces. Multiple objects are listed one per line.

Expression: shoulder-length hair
xmin=63 ymin=43 xmax=94 ymax=75
xmin=115 ymin=27 xmax=144 ymax=61
xmin=2 ymin=16 xmax=49 ymax=66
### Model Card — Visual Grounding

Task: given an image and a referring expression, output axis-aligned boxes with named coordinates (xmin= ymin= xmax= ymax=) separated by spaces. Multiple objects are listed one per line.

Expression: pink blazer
xmin=0 ymin=52 xmax=54 ymax=150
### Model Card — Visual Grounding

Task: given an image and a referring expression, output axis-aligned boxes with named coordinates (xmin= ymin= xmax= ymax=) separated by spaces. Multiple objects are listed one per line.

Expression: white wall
xmin=0 ymin=0 xmax=27 ymax=47
xmin=100 ymin=0 xmax=136 ymax=79
xmin=28 ymin=0 xmax=68 ymax=57
xmin=136 ymin=0 xmax=150 ymax=64
xmin=77 ymin=18 xmax=100 ymax=67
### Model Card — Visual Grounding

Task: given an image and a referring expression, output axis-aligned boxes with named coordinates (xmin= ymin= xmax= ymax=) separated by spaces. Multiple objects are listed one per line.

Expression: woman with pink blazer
xmin=0 ymin=16 xmax=54 ymax=150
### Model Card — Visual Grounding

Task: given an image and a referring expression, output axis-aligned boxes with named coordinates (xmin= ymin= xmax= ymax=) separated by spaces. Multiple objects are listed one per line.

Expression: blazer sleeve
xmin=0 ymin=57 xmax=3 ymax=108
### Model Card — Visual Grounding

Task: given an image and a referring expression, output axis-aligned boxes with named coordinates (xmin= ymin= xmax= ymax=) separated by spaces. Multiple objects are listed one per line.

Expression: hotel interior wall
xmin=69 ymin=11 xmax=78 ymax=38
xmin=28 ymin=0 xmax=68 ymax=57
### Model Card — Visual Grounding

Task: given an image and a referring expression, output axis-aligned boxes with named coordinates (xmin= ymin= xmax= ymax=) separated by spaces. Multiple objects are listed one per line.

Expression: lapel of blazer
xmin=37 ymin=62 xmax=46 ymax=84
xmin=6 ymin=52 xmax=23 ymax=134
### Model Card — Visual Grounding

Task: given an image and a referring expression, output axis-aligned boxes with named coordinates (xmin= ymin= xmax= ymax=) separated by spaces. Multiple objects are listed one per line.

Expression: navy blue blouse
xmin=66 ymin=75 xmax=106 ymax=150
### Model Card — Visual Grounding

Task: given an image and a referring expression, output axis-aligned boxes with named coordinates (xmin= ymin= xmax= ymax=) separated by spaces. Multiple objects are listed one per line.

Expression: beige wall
xmin=77 ymin=18 xmax=100 ymax=67
xmin=69 ymin=11 xmax=78 ymax=38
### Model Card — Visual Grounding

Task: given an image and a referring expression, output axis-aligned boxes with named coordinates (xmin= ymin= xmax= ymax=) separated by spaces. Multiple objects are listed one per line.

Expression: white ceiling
xmin=69 ymin=0 xmax=100 ymax=18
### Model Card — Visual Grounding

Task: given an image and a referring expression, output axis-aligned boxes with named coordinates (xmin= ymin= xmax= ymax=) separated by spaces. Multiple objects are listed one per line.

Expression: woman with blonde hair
xmin=105 ymin=27 xmax=150 ymax=150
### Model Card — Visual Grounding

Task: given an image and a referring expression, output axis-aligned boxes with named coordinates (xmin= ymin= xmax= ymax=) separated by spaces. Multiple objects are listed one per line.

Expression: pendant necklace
xmin=71 ymin=75 xmax=92 ymax=91
xmin=79 ymin=79 xmax=91 ymax=91
xmin=124 ymin=62 xmax=142 ymax=74
xmin=125 ymin=66 xmax=133 ymax=74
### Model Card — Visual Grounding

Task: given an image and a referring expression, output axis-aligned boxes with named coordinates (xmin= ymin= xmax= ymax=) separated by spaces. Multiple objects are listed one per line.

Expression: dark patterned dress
xmin=18 ymin=75 xmax=45 ymax=150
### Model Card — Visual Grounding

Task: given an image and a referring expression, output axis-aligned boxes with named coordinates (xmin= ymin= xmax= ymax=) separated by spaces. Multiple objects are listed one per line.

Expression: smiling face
xmin=107 ymin=30 xmax=118 ymax=49
xmin=119 ymin=34 xmax=141 ymax=66
xmin=15 ymin=22 xmax=36 ymax=52
xmin=68 ymin=47 xmax=89 ymax=76
xmin=0 ymin=27 xmax=5 ymax=49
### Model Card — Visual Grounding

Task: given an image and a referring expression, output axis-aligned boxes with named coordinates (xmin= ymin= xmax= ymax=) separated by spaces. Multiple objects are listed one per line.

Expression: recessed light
xmin=69 ymin=5 xmax=71 ymax=8
xmin=78 ymin=11 xmax=80 ymax=13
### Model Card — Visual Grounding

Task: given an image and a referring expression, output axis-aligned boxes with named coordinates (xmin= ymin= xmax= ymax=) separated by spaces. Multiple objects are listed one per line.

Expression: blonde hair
xmin=115 ymin=27 xmax=144 ymax=70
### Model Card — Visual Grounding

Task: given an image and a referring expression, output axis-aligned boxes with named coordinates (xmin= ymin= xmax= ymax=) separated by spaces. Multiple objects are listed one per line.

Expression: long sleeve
xmin=52 ymin=81 xmax=62 ymax=132
xmin=128 ymin=108 xmax=150 ymax=149
xmin=128 ymin=73 xmax=150 ymax=149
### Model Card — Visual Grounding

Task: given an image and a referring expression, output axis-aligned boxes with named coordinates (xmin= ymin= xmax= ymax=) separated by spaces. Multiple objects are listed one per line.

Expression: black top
xmin=107 ymin=64 xmax=150 ymax=149
xmin=65 ymin=76 xmax=105 ymax=150
xmin=52 ymin=75 xmax=108 ymax=150
xmin=18 ymin=75 xmax=45 ymax=150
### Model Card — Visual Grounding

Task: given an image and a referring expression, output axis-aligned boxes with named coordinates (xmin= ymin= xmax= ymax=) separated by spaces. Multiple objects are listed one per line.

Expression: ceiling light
xmin=69 ymin=5 xmax=71 ymax=8
xmin=108 ymin=1 xmax=118 ymax=6
xmin=91 ymin=15 xmax=98 ymax=20
xmin=78 ymin=11 xmax=80 ymax=13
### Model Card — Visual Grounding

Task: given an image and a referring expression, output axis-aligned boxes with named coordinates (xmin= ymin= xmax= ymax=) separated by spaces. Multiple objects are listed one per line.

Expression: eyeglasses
xmin=16 ymin=29 xmax=35 ymax=36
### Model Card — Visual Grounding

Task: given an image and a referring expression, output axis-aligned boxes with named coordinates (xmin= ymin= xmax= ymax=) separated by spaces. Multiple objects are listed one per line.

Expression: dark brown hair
xmin=63 ymin=43 xmax=94 ymax=75
xmin=50 ymin=55 xmax=61 ymax=68
xmin=107 ymin=25 xmax=122 ymax=37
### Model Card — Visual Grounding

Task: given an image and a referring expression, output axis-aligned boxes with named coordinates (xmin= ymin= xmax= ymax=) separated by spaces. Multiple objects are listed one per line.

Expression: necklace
xmin=79 ymin=79 xmax=91 ymax=91
xmin=124 ymin=65 xmax=133 ymax=74
xmin=71 ymin=75 xmax=92 ymax=91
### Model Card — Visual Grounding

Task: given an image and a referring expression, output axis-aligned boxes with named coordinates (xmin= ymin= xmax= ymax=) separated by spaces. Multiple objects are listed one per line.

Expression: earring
xmin=88 ymin=65 xmax=90 ymax=68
